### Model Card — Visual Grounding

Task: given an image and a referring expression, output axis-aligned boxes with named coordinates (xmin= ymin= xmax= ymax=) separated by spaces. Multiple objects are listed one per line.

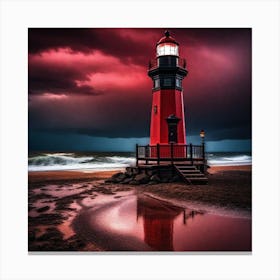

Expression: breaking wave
xmin=28 ymin=152 xmax=251 ymax=171
xmin=28 ymin=152 xmax=136 ymax=171
xmin=207 ymin=154 xmax=252 ymax=166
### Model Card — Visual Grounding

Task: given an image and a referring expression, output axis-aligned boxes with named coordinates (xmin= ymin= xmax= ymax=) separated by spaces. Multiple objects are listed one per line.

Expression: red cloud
xmin=29 ymin=28 xmax=251 ymax=140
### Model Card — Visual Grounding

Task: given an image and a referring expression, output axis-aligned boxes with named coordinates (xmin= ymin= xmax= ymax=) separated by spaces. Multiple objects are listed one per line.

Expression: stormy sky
xmin=28 ymin=28 xmax=251 ymax=152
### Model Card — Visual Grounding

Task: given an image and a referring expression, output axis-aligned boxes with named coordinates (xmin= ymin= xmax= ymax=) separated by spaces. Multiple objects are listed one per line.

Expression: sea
xmin=28 ymin=151 xmax=252 ymax=172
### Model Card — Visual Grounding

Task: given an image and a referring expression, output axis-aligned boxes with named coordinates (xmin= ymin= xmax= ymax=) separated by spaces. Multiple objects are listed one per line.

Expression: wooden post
xmin=157 ymin=143 xmax=160 ymax=166
xmin=202 ymin=141 xmax=205 ymax=173
xmin=190 ymin=143 xmax=193 ymax=165
xmin=202 ymin=142 xmax=205 ymax=161
xmin=171 ymin=143 xmax=174 ymax=165
xmin=136 ymin=144 xmax=139 ymax=167
xmin=145 ymin=145 xmax=149 ymax=165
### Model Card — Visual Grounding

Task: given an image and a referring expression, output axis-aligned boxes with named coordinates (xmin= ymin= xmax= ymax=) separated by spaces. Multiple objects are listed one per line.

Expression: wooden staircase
xmin=174 ymin=164 xmax=208 ymax=185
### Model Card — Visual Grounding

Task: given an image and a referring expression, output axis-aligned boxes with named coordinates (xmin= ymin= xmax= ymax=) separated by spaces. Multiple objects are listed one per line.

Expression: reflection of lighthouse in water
xmin=136 ymin=195 xmax=183 ymax=251
xmin=136 ymin=195 xmax=205 ymax=251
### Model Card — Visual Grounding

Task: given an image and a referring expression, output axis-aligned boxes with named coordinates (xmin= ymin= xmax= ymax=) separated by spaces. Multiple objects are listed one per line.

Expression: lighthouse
xmin=134 ymin=30 xmax=207 ymax=183
xmin=148 ymin=31 xmax=188 ymax=148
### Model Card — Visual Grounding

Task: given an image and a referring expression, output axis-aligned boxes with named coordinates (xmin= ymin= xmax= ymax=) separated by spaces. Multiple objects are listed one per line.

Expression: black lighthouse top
xmin=148 ymin=30 xmax=188 ymax=91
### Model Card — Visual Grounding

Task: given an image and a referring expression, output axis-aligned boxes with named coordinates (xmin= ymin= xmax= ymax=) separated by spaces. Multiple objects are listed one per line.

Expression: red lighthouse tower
xmin=148 ymin=31 xmax=188 ymax=149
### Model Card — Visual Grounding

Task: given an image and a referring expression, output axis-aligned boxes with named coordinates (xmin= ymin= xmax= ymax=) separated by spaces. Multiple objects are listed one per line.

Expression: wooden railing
xmin=136 ymin=143 xmax=205 ymax=166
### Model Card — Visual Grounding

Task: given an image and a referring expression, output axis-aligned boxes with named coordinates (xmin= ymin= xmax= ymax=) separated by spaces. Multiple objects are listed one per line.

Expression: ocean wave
xmin=105 ymin=156 xmax=135 ymax=164
xmin=223 ymin=155 xmax=251 ymax=161
xmin=28 ymin=154 xmax=94 ymax=166
xmin=28 ymin=152 xmax=251 ymax=171
xmin=208 ymin=154 xmax=252 ymax=166
xmin=28 ymin=153 xmax=136 ymax=171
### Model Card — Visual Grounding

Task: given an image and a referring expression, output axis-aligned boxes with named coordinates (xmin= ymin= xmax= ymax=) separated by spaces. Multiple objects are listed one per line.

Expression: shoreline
xmin=28 ymin=164 xmax=251 ymax=183
xmin=29 ymin=165 xmax=252 ymax=211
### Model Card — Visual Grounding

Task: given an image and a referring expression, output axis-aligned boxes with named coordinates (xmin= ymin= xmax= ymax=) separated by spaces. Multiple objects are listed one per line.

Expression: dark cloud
xmin=28 ymin=28 xmax=251 ymax=146
xmin=28 ymin=28 xmax=156 ymax=64
xmin=28 ymin=58 xmax=100 ymax=96
xmin=28 ymin=28 xmax=250 ymax=55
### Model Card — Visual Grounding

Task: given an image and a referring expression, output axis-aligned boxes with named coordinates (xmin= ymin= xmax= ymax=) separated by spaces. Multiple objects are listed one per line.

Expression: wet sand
xmin=207 ymin=165 xmax=251 ymax=174
xmin=139 ymin=165 xmax=252 ymax=210
xmin=28 ymin=165 xmax=251 ymax=251
xmin=29 ymin=170 xmax=122 ymax=185
xmin=72 ymin=194 xmax=251 ymax=251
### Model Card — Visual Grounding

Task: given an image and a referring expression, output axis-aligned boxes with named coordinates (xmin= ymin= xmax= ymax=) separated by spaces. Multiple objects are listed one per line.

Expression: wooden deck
xmin=135 ymin=143 xmax=208 ymax=184
xmin=136 ymin=143 xmax=206 ymax=169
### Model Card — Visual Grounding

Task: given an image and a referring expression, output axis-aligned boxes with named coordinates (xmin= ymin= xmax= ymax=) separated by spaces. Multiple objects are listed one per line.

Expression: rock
xmin=148 ymin=181 xmax=158 ymax=185
xmin=125 ymin=167 xmax=133 ymax=176
xmin=151 ymin=169 xmax=159 ymax=175
xmin=116 ymin=173 xmax=127 ymax=182
xmin=134 ymin=173 xmax=150 ymax=184
xmin=160 ymin=178 xmax=169 ymax=183
xmin=107 ymin=172 xmax=127 ymax=183
xmin=122 ymin=177 xmax=133 ymax=184
xmin=170 ymin=175 xmax=180 ymax=182
xmin=150 ymin=174 xmax=161 ymax=182
xmin=129 ymin=180 xmax=140 ymax=185
xmin=112 ymin=172 xmax=124 ymax=179
xmin=132 ymin=168 xmax=140 ymax=175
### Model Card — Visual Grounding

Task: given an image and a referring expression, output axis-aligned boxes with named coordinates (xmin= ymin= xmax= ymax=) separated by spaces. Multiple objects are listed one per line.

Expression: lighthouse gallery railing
xmin=136 ymin=143 xmax=205 ymax=166
xmin=148 ymin=57 xmax=187 ymax=70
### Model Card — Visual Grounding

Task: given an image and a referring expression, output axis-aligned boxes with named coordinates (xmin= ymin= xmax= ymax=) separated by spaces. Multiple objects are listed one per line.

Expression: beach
xmin=28 ymin=165 xmax=252 ymax=251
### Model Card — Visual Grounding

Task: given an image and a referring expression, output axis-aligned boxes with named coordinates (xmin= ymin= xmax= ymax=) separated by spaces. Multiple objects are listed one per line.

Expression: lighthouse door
xmin=166 ymin=115 xmax=180 ymax=144
xmin=168 ymin=123 xmax=178 ymax=143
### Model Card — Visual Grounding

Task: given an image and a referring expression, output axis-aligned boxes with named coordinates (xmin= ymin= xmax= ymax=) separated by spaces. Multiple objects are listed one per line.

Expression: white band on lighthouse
xmin=157 ymin=44 xmax=179 ymax=56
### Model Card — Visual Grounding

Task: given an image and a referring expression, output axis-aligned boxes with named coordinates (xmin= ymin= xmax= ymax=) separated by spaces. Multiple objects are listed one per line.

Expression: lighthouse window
xmin=157 ymin=46 xmax=164 ymax=56
xmin=170 ymin=46 xmax=177 ymax=55
xmin=176 ymin=78 xmax=182 ymax=87
xmin=163 ymin=78 xmax=172 ymax=86
xmin=153 ymin=105 xmax=158 ymax=114
xmin=154 ymin=79 xmax=160 ymax=88
xmin=165 ymin=45 xmax=171 ymax=54
xmin=157 ymin=44 xmax=179 ymax=56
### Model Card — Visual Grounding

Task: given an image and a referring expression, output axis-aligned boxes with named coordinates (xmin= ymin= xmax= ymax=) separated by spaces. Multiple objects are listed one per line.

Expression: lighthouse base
xmin=105 ymin=164 xmax=208 ymax=185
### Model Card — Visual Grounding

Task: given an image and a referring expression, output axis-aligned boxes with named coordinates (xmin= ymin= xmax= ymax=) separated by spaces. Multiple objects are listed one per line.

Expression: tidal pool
xmin=73 ymin=194 xmax=251 ymax=252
